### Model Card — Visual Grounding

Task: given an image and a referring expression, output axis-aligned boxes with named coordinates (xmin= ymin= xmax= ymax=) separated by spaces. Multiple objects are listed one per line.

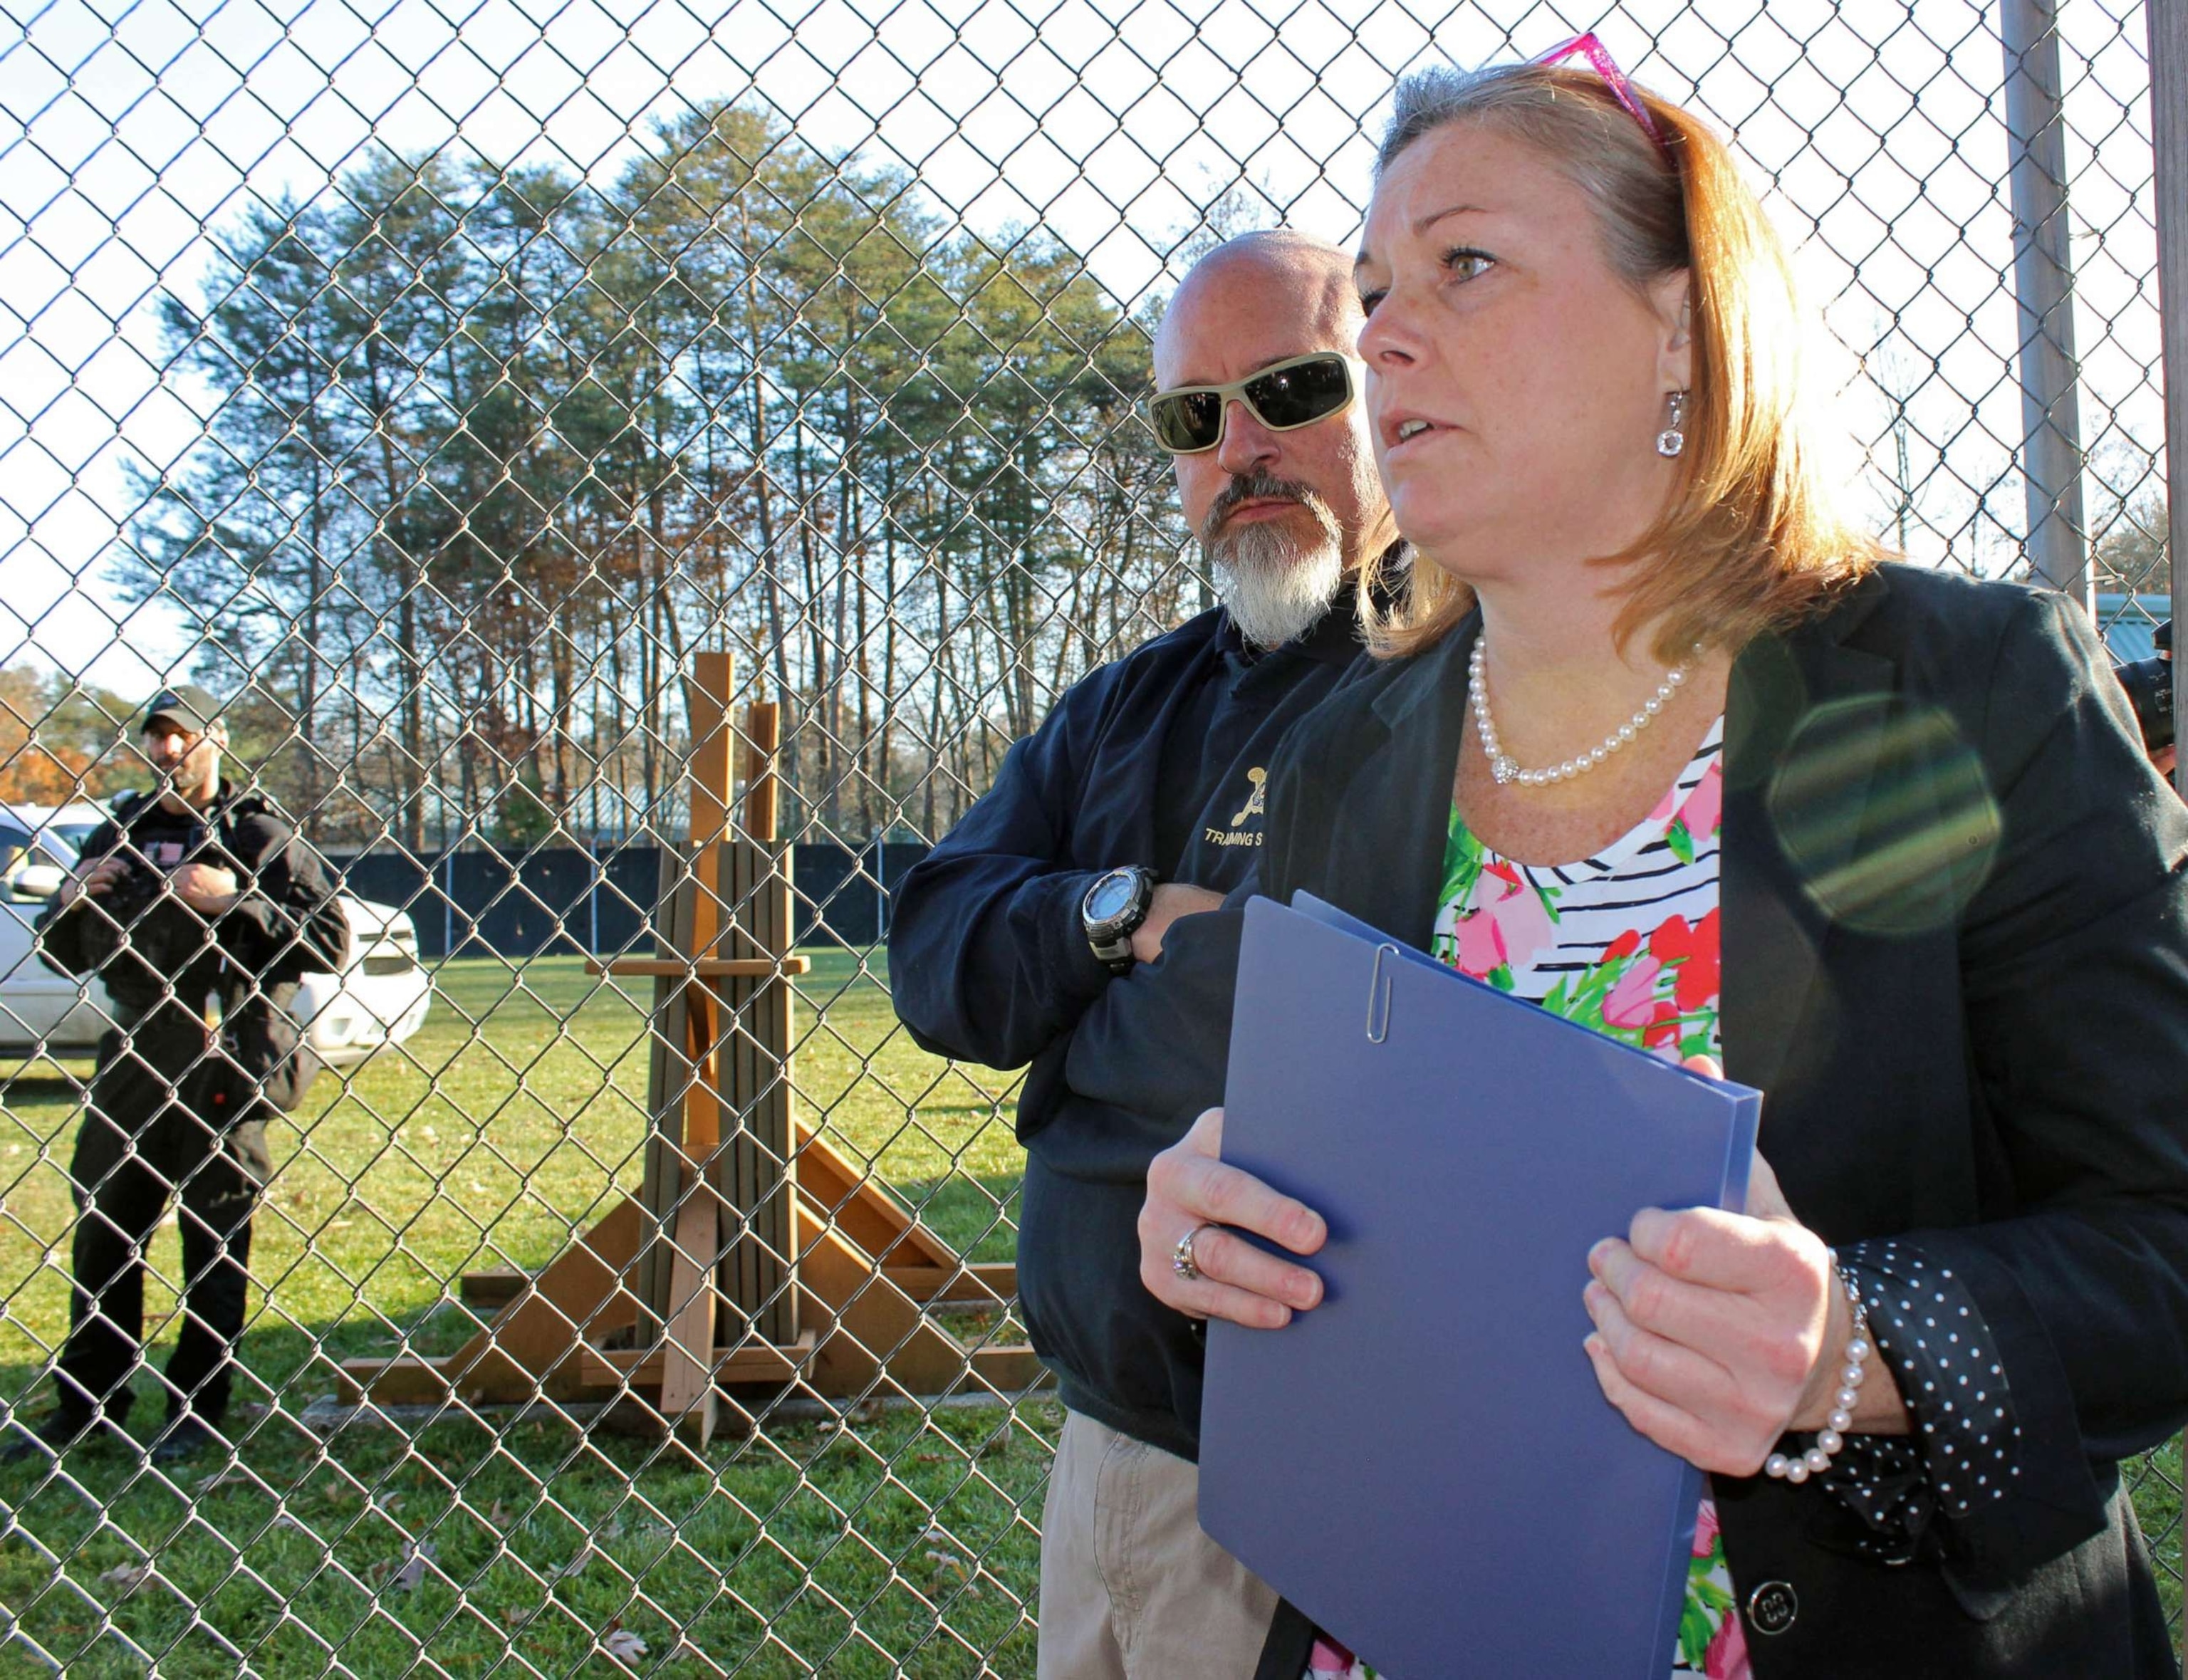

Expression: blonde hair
xmin=1358 ymin=62 xmax=1882 ymax=662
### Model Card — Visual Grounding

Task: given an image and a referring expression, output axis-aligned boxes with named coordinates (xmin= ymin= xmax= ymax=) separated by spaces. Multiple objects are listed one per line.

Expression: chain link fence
xmin=0 ymin=0 xmax=2177 ymax=1671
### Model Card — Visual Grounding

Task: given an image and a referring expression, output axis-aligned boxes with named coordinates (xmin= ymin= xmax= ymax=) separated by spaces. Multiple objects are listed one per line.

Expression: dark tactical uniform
xmin=33 ymin=783 xmax=348 ymax=1434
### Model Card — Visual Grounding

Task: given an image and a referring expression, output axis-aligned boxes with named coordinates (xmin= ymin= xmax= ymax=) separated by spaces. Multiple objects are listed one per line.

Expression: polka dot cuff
xmin=1808 ymin=1239 xmax=2020 ymax=1562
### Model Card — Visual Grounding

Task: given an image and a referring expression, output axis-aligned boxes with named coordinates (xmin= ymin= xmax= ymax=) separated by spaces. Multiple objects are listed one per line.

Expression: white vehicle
xmin=296 ymin=896 xmax=434 ymax=1065
xmin=30 ymin=800 xmax=115 ymax=855
xmin=0 ymin=810 xmax=430 ymax=1069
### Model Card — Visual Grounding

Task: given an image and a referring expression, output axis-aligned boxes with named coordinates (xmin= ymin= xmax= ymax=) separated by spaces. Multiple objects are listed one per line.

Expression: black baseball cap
xmin=138 ymin=684 xmax=221 ymax=733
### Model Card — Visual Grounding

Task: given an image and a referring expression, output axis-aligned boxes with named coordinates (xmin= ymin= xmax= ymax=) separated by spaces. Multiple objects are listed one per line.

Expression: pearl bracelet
xmin=1764 ymin=1253 xmax=1870 ymax=1485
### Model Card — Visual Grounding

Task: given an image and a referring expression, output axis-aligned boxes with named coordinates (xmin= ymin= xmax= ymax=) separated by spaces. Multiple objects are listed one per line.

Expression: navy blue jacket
xmin=890 ymin=599 xmax=1366 ymax=1456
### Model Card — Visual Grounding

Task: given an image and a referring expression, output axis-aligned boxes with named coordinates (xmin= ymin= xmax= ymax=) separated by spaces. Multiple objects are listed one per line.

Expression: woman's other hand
xmin=1580 ymin=1055 xmax=1905 ymax=1475
xmin=1140 ymin=1107 xmax=1328 ymax=1329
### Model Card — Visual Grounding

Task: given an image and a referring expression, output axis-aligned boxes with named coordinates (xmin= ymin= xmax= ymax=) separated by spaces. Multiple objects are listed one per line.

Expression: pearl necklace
xmin=1468 ymin=634 xmax=1692 ymax=788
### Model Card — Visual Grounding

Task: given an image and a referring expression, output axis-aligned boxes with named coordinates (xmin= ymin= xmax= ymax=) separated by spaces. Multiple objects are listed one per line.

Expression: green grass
xmin=0 ymin=951 xmax=2179 ymax=1674
xmin=0 ymin=950 xmax=1044 ymax=1677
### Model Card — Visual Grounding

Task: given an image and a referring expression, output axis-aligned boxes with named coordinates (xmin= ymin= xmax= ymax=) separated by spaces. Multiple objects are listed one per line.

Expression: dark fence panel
xmin=331 ymin=842 xmax=934 ymax=959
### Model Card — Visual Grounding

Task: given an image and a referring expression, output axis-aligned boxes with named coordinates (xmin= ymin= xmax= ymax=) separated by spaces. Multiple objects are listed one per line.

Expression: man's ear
xmin=1650 ymin=268 xmax=1693 ymax=394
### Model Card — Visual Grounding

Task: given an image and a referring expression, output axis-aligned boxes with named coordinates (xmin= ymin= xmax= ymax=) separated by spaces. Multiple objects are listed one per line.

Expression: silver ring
xmin=1172 ymin=1222 xmax=1220 ymax=1283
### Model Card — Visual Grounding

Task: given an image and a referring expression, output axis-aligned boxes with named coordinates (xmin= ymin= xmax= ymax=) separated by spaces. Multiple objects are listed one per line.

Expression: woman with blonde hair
xmin=1138 ymin=40 xmax=2188 ymax=1679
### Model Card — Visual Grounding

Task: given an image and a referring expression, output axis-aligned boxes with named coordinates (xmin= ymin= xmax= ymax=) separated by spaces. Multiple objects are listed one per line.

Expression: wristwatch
xmin=1082 ymin=865 xmax=1157 ymax=974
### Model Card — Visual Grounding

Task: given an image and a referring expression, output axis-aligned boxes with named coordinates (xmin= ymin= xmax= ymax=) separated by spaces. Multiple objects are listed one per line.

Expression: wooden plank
xmin=882 ymin=1263 xmax=1018 ymax=1308
xmin=343 ymin=1196 xmax=645 ymax=1405
xmin=635 ymin=855 xmax=692 ymax=1325
xmin=788 ymin=1207 xmax=1055 ymax=1401
xmin=793 ymin=1209 xmax=980 ymax=1400
xmin=791 ymin=1119 xmax=962 ymax=1271
xmin=741 ymin=700 xmax=780 ymax=847
xmin=577 ymin=1330 xmax=816 ymax=1390
xmin=685 ymin=651 xmax=735 ymax=963
xmin=459 ymin=1267 xmax=528 ymax=1310
xmin=650 ymin=652 xmax=737 ymax=1442
xmin=726 ymin=830 xmax=760 ymax=1335
xmin=732 ymin=699 xmax=795 ymax=1347
xmin=964 ymin=1345 xmax=1049 ymax=1392
xmin=586 ymin=956 xmax=811 ymax=977
xmin=657 ymin=979 xmax=722 ymax=1436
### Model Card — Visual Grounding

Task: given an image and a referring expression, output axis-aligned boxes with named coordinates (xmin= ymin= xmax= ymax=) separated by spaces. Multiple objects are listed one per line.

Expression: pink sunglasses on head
xmin=1533 ymin=32 xmax=1674 ymax=160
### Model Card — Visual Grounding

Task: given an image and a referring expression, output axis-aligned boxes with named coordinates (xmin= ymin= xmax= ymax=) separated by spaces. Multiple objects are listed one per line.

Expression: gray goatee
xmin=1200 ymin=471 xmax=1346 ymax=652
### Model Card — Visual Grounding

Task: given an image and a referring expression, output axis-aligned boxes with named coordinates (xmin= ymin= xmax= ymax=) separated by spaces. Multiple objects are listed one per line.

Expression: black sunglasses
xmin=1145 ymin=352 xmax=1361 ymax=454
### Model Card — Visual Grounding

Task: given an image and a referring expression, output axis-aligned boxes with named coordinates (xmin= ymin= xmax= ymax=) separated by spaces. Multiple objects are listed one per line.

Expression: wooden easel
xmin=340 ymin=652 xmax=1043 ymax=1441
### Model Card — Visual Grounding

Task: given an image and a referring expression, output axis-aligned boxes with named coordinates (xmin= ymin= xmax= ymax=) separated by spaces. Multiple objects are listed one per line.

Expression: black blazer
xmin=1251 ymin=565 xmax=2188 ymax=1679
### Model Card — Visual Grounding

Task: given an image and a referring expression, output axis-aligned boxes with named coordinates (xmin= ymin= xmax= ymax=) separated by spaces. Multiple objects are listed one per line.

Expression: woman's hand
xmin=1580 ymin=1055 xmax=1906 ymax=1476
xmin=1139 ymin=1107 xmax=1328 ymax=1329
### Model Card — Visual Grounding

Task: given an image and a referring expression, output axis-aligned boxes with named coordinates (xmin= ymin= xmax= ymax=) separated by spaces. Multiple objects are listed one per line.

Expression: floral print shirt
xmin=1308 ymin=721 xmax=1749 ymax=1680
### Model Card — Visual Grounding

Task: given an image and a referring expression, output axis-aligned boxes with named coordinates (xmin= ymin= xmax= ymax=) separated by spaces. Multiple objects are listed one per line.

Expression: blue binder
xmin=1198 ymin=893 xmax=1761 ymax=1679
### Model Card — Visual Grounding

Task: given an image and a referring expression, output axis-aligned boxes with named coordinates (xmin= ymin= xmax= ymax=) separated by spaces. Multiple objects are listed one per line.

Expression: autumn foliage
xmin=0 ymin=664 xmax=133 ymax=808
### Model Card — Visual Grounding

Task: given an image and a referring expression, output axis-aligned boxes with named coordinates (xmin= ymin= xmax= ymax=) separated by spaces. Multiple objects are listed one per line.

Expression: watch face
xmin=1085 ymin=872 xmax=1137 ymax=922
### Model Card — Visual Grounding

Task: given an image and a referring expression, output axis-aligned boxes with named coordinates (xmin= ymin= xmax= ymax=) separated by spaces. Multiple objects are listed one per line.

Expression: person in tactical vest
xmin=5 ymin=685 xmax=349 ymax=1466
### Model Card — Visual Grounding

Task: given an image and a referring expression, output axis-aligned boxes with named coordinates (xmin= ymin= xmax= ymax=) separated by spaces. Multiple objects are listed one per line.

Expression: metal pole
xmin=2001 ymin=0 xmax=2091 ymax=607
xmin=2152 ymin=0 xmax=2187 ymax=802
xmin=2145 ymin=6 xmax=2188 ymax=1654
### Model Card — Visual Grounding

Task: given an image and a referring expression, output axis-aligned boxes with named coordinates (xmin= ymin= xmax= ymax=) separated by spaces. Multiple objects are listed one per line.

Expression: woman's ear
xmin=1651 ymin=268 xmax=1693 ymax=394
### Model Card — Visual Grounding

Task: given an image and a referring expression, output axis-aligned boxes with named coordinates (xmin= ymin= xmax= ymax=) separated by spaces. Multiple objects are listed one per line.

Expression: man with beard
xmin=890 ymin=231 xmax=1399 ymax=1678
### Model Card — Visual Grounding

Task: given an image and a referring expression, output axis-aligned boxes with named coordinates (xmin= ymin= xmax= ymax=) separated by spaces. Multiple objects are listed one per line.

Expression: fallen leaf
xmin=388 ymin=1539 xmax=435 ymax=1593
xmin=487 ymin=1498 xmax=512 ymax=1530
xmin=97 ymin=1562 xmax=149 ymax=1592
xmin=602 ymin=1627 xmax=647 ymax=1663
xmin=556 ymin=1544 xmax=598 ymax=1581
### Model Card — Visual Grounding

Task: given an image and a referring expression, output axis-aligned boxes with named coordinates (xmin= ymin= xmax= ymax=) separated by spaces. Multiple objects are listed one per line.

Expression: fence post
xmin=2001 ymin=0 xmax=2090 ymax=607
xmin=2155 ymin=0 xmax=2188 ymax=808
xmin=2149 ymin=0 xmax=2188 ymax=1652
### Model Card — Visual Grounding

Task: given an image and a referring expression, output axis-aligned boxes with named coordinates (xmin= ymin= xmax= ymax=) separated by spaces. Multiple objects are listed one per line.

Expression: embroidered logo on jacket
xmin=1205 ymin=767 xmax=1268 ymax=847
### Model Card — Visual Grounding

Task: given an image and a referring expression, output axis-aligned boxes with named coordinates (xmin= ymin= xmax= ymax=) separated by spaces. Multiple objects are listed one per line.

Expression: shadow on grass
xmin=0 ymin=1064 xmax=91 ymax=1109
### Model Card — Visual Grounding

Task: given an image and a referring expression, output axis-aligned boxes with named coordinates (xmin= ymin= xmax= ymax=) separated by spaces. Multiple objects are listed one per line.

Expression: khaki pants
xmin=1038 ymin=1409 xmax=1280 ymax=1680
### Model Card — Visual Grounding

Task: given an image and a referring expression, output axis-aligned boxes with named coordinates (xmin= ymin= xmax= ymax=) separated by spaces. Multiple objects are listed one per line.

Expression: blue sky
xmin=0 ymin=0 xmax=2167 ymax=692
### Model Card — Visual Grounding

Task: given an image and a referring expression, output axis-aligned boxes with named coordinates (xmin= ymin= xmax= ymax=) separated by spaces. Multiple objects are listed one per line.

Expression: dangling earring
xmin=1656 ymin=390 xmax=1687 ymax=458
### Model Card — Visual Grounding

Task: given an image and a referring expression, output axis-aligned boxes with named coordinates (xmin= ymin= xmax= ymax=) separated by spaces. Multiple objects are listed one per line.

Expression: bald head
xmin=1153 ymin=231 xmax=1361 ymax=387
xmin=1148 ymin=227 xmax=1395 ymax=652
